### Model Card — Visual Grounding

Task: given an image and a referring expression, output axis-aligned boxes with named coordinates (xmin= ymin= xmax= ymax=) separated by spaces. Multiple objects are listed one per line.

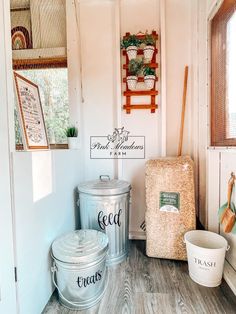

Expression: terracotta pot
xmin=127 ymin=76 xmax=138 ymax=90
xmin=144 ymin=75 xmax=156 ymax=90
xmin=126 ymin=46 xmax=138 ymax=61
xmin=143 ymin=45 xmax=155 ymax=61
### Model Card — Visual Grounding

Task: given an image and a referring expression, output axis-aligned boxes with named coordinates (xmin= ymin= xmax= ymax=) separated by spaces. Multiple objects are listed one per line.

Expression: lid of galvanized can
xmin=78 ymin=175 xmax=131 ymax=196
xmin=51 ymin=229 xmax=108 ymax=264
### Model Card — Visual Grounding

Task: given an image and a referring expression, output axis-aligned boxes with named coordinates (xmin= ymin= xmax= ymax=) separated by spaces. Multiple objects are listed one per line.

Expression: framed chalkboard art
xmin=14 ymin=72 xmax=49 ymax=150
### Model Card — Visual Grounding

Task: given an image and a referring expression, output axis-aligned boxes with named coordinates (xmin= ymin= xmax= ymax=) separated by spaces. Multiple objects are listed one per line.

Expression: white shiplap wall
xmin=76 ymin=0 xmax=197 ymax=238
xmin=207 ymin=150 xmax=236 ymax=295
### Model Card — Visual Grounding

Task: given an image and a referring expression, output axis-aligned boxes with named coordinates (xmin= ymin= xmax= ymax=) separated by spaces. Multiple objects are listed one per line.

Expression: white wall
xmin=0 ymin=0 xmax=212 ymax=312
xmin=78 ymin=0 xmax=117 ymax=181
xmin=12 ymin=150 xmax=83 ymax=314
xmin=207 ymin=149 xmax=236 ymax=295
xmin=120 ymin=0 xmax=161 ymax=238
xmin=76 ymin=0 xmax=197 ymax=238
xmin=203 ymin=0 xmax=236 ymax=296
xmin=165 ymin=0 xmax=194 ymax=157
xmin=0 ymin=0 xmax=17 ymax=312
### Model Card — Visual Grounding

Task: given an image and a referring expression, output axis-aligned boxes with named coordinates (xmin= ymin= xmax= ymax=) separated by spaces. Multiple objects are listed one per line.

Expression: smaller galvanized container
xmin=78 ymin=176 xmax=131 ymax=266
xmin=51 ymin=229 xmax=108 ymax=310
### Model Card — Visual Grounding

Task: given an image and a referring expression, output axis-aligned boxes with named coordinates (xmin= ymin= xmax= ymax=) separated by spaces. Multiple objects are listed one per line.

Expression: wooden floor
xmin=43 ymin=241 xmax=236 ymax=314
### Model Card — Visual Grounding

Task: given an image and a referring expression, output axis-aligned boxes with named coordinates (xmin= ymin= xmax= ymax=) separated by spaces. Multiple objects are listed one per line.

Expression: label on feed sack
xmin=159 ymin=192 xmax=180 ymax=213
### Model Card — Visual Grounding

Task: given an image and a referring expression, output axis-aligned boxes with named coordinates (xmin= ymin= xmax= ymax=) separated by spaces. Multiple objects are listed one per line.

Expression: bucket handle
xmin=99 ymin=175 xmax=110 ymax=182
xmin=51 ymin=263 xmax=82 ymax=307
xmin=183 ymin=238 xmax=231 ymax=252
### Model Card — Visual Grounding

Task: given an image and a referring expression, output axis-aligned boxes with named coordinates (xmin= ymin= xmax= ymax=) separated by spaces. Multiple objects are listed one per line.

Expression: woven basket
xmin=145 ymin=156 xmax=196 ymax=261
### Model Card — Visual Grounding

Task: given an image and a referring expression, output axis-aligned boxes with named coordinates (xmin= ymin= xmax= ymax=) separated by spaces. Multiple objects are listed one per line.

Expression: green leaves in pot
xmin=66 ymin=126 xmax=78 ymax=137
xmin=143 ymin=34 xmax=155 ymax=46
xmin=128 ymin=58 xmax=144 ymax=76
xmin=121 ymin=35 xmax=142 ymax=49
xmin=143 ymin=65 xmax=155 ymax=76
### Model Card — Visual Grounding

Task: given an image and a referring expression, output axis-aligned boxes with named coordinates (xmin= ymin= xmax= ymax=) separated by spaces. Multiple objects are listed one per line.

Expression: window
xmin=14 ymin=64 xmax=70 ymax=147
xmin=211 ymin=0 xmax=236 ymax=146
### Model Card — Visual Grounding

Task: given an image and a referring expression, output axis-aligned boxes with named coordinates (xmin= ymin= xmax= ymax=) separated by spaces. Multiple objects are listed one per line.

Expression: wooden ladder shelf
xmin=122 ymin=31 xmax=158 ymax=114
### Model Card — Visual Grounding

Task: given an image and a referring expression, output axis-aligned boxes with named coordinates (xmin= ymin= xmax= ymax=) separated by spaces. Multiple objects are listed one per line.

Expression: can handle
xmin=226 ymin=244 xmax=230 ymax=251
xmin=51 ymin=263 xmax=82 ymax=307
xmin=99 ymin=175 xmax=110 ymax=182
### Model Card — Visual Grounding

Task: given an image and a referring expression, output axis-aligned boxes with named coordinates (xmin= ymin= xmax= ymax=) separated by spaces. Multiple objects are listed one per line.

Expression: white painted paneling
xmin=207 ymin=150 xmax=220 ymax=233
xmin=74 ymin=0 xmax=197 ymax=237
xmin=207 ymin=0 xmax=224 ymax=20
xmin=120 ymin=0 xmax=161 ymax=237
xmin=13 ymin=150 xmax=82 ymax=314
xmin=220 ymin=152 xmax=236 ymax=272
xmin=165 ymin=0 xmax=193 ymax=157
xmin=207 ymin=0 xmax=218 ymax=14
xmin=207 ymin=149 xmax=236 ymax=294
xmin=197 ymin=0 xmax=208 ymax=227
xmin=66 ymin=0 xmax=83 ymax=146
xmin=79 ymin=0 xmax=117 ymax=180
xmin=0 ymin=0 xmax=17 ymax=312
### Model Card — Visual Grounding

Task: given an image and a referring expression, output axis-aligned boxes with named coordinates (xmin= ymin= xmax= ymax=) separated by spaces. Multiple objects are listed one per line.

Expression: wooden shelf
xmin=123 ymin=104 xmax=158 ymax=114
xmin=123 ymin=62 xmax=158 ymax=70
xmin=122 ymin=48 xmax=158 ymax=56
xmin=123 ymin=77 xmax=158 ymax=83
xmin=122 ymin=30 xmax=158 ymax=114
xmin=124 ymin=90 xmax=158 ymax=96
xmin=123 ymin=32 xmax=158 ymax=41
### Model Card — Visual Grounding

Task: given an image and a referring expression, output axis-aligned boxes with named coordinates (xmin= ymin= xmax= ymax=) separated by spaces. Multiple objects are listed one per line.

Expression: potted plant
xmin=143 ymin=34 xmax=156 ymax=61
xmin=121 ymin=35 xmax=141 ymax=61
xmin=66 ymin=126 xmax=78 ymax=149
xmin=127 ymin=58 xmax=144 ymax=90
xmin=143 ymin=65 xmax=156 ymax=90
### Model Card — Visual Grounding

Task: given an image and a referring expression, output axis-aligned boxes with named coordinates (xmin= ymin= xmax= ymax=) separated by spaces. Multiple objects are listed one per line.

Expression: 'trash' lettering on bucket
xmin=77 ymin=270 xmax=103 ymax=288
xmin=194 ymin=257 xmax=216 ymax=268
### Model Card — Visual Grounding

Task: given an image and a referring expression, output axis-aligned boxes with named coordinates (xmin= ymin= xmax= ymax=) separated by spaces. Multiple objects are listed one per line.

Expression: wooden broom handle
xmin=227 ymin=173 xmax=235 ymax=208
xmin=178 ymin=66 xmax=189 ymax=157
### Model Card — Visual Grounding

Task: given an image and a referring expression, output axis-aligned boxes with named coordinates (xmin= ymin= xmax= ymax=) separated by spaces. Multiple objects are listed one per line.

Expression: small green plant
xmin=128 ymin=58 xmax=144 ymax=76
xmin=121 ymin=35 xmax=142 ymax=49
xmin=143 ymin=34 xmax=155 ymax=46
xmin=143 ymin=66 xmax=155 ymax=76
xmin=66 ymin=126 xmax=78 ymax=137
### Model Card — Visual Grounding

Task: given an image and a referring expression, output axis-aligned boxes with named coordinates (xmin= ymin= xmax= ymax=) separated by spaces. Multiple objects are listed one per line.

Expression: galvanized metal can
xmin=78 ymin=175 xmax=131 ymax=266
xmin=51 ymin=229 xmax=109 ymax=310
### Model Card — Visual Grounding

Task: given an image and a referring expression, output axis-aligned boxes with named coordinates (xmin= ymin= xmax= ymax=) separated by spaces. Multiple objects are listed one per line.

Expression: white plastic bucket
xmin=184 ymin=230 xmax=229 ymax=287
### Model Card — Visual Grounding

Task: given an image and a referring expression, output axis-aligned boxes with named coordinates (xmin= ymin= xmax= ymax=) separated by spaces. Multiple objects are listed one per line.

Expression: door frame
xmin=0 ymin=0 xmax=17 ymax=312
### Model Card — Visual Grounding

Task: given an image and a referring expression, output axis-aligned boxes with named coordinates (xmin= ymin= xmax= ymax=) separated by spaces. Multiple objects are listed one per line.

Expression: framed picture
xmin=14 ymin=72 xmax=49 ymax=150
